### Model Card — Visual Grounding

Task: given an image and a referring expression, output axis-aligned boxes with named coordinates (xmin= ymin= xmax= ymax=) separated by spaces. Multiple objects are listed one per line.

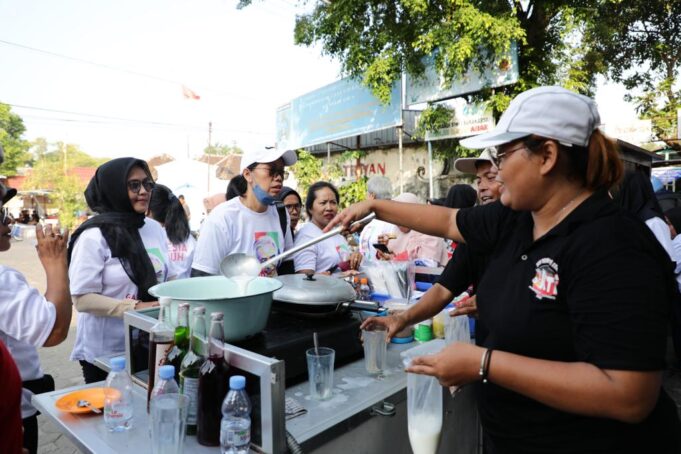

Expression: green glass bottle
xmin=180 ymin=305 xmax=207 ymax=436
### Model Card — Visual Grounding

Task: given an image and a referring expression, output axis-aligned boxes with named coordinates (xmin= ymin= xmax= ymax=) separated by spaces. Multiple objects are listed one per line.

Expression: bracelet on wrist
xmin=479 ymin=348 xmax=493 ymax=383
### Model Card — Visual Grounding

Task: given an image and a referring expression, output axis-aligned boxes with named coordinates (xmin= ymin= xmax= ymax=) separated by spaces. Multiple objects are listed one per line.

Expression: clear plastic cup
xmin=306 ymin=347 xmax=335 ymax=400
xmin=362 ymin=326 xmax=388 ymax=375
xmin=150 ymin=393 xmax=190 ymax=454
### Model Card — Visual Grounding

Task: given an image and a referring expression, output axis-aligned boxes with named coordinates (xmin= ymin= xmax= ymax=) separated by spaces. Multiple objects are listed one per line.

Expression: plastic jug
xmin=401 ymin=340 xmax=445 ymax=454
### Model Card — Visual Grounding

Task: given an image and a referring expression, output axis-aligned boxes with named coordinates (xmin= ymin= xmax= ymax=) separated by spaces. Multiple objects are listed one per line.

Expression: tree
xmin=0 ymin=103 xmax=31 ymax=176
xmin=239 ymin=1 xmax=606 ymax=160
xmin=24 ymin=139 xmax=106 ymax=228
xmin=591 ymin=1 xmax=681 ymax=148
xmin=204 ymin=142 xmax=243 ymax=156
xmin=283 ymin=1 xmax=603 ymax=110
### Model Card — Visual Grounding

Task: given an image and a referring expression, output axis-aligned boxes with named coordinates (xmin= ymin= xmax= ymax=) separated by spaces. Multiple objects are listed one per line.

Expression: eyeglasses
xmin=253 ymin=165 xmax=289 ymax=180
xmin=489 ymin=143 xmax=527 ymax=168
xmin=127 ymin=178 xmax=155 ymax=194
xmin=284 ymin=202 xmax=302 ymax=212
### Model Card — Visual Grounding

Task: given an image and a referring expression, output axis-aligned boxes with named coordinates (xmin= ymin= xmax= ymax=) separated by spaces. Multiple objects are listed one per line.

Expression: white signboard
xmin=424 ymin=102 xmax=494 ymax=141
xmin=603 ymin=119 xmax=652 ymax=146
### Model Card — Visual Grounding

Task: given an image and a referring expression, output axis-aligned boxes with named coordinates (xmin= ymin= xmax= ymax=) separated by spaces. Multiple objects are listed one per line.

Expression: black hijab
xmin=277 ymin=186 xmax=301 ymax=205
xmin=68 ymin=158 xmax=158 ymax=301
xmin=614 ymin=171 xmax=665 ymax=222
xmin=444 ymin=184 xmax=477 ymax=209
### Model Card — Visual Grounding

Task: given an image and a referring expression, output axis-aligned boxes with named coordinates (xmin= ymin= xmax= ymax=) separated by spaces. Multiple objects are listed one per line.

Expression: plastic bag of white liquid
xmin=444 ymin=312 xmax=471 ymax=346
xmin=401 ymin=340 xmax=445 ymax=454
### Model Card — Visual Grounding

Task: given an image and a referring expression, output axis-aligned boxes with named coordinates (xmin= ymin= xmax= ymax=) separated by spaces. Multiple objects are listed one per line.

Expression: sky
xmin=0 ymin=0 xmax=641 ymax=161
xmin=0 ymin=0 xmax=342 ymax=160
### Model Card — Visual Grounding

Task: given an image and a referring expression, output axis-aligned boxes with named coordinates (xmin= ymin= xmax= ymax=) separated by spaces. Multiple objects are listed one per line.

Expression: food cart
xmin=33 ymin=284 xmax=481 ymax=453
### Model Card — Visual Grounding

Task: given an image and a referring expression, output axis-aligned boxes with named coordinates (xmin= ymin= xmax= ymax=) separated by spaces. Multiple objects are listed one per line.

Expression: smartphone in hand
xmin=372 ymin=243 xmax=391 ymax=254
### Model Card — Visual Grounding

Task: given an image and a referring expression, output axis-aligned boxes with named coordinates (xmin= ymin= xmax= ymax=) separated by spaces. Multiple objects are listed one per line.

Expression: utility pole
xmin=207 ymin=121 xmax=212 ymax=193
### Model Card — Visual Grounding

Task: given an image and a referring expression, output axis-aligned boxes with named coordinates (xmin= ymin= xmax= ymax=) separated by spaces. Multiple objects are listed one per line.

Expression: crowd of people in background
xmin=3 ymin=85 xmax=681 ymax=453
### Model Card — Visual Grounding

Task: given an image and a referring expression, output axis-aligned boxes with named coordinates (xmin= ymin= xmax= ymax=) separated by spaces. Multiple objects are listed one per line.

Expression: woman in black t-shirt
xmin=328 ymin=86 xmax=681 ymax=453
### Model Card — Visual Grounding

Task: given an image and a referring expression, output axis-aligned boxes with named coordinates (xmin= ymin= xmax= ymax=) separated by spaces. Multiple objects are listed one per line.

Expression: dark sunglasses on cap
xmin=127 ymin=178 xmax=155 ymax=194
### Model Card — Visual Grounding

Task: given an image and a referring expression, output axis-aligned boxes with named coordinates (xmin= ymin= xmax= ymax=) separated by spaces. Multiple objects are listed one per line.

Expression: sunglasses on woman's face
xmin=253 ymin=165 xmax=289 ymax=180
xmin=127 ymin=178 xmax=155 ymax=194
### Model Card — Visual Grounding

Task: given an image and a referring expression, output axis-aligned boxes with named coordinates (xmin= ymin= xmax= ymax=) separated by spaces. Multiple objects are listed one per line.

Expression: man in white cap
xmin=453 ymin=149 xmax=503 ymax=206
xmin=192 ymin=147 xmax=297 ymax=276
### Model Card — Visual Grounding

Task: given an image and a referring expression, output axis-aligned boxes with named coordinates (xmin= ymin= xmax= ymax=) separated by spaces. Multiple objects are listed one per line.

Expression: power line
xmin=23 ymin=115 xmax=274 ymax=136
xmin=11 ymin=104 xmax=274 ymax=136
xmin=10 ymin=103 xmax=190 ymax=126
xmin=0 ymin=38 xmax=267 ymax=102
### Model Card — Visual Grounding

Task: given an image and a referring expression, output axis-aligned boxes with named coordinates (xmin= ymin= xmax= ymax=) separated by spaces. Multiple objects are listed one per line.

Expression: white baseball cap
xmin=454 ymin=149 xmax=494 ymax=175
xmin=240 ymin=146 xmax=298 ymax=172
xmin=460 ymin=86 xmax=601 ymax=149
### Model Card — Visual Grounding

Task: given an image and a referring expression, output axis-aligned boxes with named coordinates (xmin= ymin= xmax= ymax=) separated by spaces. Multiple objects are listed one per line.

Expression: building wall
xmin=328 ymin=144 xmax=473 ymax=201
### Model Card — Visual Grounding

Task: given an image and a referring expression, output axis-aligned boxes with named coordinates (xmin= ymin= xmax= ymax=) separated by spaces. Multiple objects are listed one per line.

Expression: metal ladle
xmin=220 ymin=213 xmax=376 ymax=279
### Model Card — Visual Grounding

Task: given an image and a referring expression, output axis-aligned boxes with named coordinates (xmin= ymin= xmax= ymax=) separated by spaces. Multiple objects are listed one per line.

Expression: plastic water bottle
xmin=151 ymin=365 xmax=180 ymax=401
xmin=359 ymin=278 xmax=371 ymax=300
xmin=220 ymin=376 xmax=252 ymax=454
xmin=104 ymin=356 xmax=134 ymax=432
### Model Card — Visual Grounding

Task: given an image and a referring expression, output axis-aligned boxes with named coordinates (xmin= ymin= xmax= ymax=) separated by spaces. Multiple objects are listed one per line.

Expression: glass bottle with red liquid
xmin=197 ymin=312 xmax=230 ymax=446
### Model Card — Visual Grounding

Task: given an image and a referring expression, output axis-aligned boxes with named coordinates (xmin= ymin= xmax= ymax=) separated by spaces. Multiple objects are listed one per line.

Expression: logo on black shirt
xmin=529 ymin=258 xmax=559 ymax=300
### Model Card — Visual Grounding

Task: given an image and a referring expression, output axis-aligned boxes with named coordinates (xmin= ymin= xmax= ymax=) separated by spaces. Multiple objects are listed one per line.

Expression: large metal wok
xmin=273 ymin=273 xmax=381 ymax=317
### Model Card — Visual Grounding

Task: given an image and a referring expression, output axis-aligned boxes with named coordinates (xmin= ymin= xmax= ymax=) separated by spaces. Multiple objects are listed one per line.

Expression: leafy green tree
xmin=591 ymin=0 xmax=681 ymax=148
xmin=290 ymin=149 xmax=324 ymax=198
xmin=239 ymin=1 xmax=607 ymax=160
xmin=0 ymin=103 xmax=31 ymax=176
xmin=32 ymin=141 xmax=107 ymax=168
xmin=338 ymin=176 xmax=368 ymax=210
xmin=24 ymin=140 xmax=106 ymax=228
xmin=204 ymin=142 xmax=243 ymax=156
xmin=284 ymin=1 xmax=603 ymax=110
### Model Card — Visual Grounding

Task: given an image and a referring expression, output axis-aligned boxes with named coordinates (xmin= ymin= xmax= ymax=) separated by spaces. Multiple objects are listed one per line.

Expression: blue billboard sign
xmin=406 ymin=42 xmax=519 ymax=106
xmin=276 ymin=78 xmax=402 ymax=151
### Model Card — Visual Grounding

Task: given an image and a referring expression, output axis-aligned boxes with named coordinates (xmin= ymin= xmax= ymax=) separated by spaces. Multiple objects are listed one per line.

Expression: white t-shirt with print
xmin=192 ymin=198 xmax=293 ymax=276
xmin=359 ymin=219 xmax=399 ymax=260
xmin=293 ymin=222 xmax=351 ymax=273
xmin=69 ymin=219 xmax=172 ymax=363
xmin=0 ymin=266 xmax=55 ymax=418
xmin=166 ymin=233 xmax=196 ymax=279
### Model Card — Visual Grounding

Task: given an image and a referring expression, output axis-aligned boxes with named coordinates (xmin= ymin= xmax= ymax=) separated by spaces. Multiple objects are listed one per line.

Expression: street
xmin=2 ymin=236 xmax=681 ymax=453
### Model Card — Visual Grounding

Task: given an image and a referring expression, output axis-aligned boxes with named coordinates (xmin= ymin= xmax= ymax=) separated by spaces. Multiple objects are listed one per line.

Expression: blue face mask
xmin=253 ymin=183 xmax=278 ymax=206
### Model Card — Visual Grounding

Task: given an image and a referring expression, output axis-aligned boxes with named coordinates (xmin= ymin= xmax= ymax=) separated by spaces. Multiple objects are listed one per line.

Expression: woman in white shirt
xmin=148 ymin=184 xmax=196 ymax=279
xmin=1 ymin=180 xmax=71 ymax=454
xmin=68 ymin=158 xmax=172 ymax=383
xmin=293 ymin=181 xmax=362 ymax=274
xmin=192 ymin=147 xmax=297 ymax=277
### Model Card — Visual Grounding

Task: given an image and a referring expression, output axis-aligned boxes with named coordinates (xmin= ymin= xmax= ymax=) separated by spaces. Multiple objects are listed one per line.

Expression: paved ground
xmin=2 ymin=237 xmax=681 ymax=453
xmin=4 ymin=239 xmax=81 ymax=454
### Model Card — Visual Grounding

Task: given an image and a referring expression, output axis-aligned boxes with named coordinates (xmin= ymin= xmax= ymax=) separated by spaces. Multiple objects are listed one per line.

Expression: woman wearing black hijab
xmin=68 ymin=158 xmax=175 ymax=383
